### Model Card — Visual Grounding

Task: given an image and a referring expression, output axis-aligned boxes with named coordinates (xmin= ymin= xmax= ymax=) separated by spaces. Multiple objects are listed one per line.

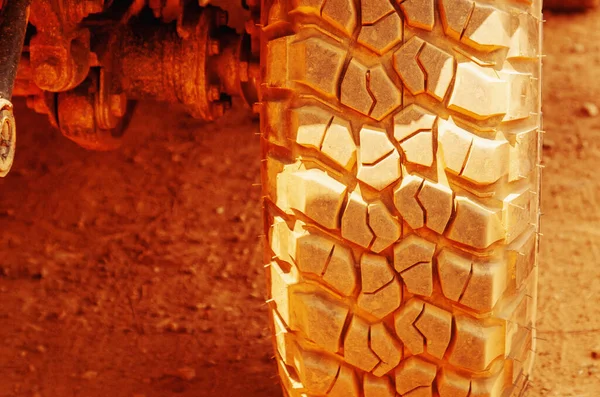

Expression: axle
xmin=9 ymin=3 xmax=259 ymax=154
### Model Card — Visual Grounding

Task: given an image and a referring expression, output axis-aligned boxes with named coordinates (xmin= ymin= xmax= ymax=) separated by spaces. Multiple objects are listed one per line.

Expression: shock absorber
xmin=0 ymin=0 xmax=30 ymax=176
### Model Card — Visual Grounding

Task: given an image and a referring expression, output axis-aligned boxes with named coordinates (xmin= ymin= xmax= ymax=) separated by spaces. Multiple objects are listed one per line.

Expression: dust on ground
xmin=1 ymin=8 xmax=600 ymax=397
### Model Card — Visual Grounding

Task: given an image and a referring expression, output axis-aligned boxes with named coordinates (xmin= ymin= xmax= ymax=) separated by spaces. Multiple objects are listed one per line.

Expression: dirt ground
xmin=1 ymin=8 xmax=600 ymax=397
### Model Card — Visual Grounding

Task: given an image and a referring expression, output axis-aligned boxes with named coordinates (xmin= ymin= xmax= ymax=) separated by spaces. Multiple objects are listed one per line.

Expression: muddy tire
xmin=259 ymin=1 xmax=542 ymax=396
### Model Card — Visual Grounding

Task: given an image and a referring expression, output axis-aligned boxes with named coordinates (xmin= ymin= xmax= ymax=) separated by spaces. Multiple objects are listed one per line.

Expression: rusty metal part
xmin=113 ymin=5 xmax=233 ymax=121
xmin=0 ymin=0 xmax=31 ymax=176
xmin=0 ymin=99 xmax=16 ymax=177
xmin=28 ymin=0 xmax=104 ymax=92
xmin=110 ymin=5 xmax=258 ymax=121
xmin=56 ymin=70 xmax=131 ymax=151
xmin=0 ymin=0 xmax=30 ymax=100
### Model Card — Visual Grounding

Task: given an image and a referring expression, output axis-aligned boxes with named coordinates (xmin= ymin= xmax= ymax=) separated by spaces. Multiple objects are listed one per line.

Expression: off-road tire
xmin=259 ymin=1 xmax=542 ymax=396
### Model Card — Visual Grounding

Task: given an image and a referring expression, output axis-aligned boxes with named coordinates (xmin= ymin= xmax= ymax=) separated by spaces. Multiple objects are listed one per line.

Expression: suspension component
xmin=111 ymin=5 xmax=257 ymax=121
xmin=0 ymin=0 xmax=30 ymax=176
xmin=13 ymin=3 xmax=260 ymax=152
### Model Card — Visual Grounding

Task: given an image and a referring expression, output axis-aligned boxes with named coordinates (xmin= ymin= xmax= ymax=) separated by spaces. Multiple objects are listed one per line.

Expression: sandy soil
xmin=1 ymin=8 xmax=600 ymax=397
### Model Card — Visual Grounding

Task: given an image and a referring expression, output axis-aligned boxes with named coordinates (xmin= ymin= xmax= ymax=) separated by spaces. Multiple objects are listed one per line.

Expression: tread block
xmin=358 ymin=276 xmax=402 ymax=319
xmin=357 ymin=151 xmax=401 ymax=191
xmin=293 ymin=228 xmax=335 ymax=275
xmin=507 ymin=12 xmax=539 ymax=60
xmin=400 ymin=131 xmax=434 ymax=167
xmin=270 ymin=216 xmax=296 ymax=265
xmin=292 ymin=106 xmax=331 ymax=149
xmin=401 ymin=261 xmax=434 ymax=297
xmin=461 ymin=137 xmax=509 ymax=186
xmin=414 ymin=303 xmax=453 ymax=359
xmin=447 ymin=196 xmax=505 ymax=249
xmin=283 ymin=221 xmax=358 ymax=296
xmin=394 ymin=104 xmax=437 ymax=142
xmin=393 ymin=36 xmax=425 ymax=95
xmin=360 ymin=126 xmax=396 ymax=164
xmin=462 ymin=4 xmax=510 ymax=51
xmin=437 ymin=249 xmax=472 ymax=302
xmin=508 ymin=128 xmax=536 ymax=182
xmin=502 ymin=189 xmax=535 ymax=245
xmin=361 ymin=0 xmax=395 ymax=24
xmin=273 ymin=310 xmax=296 ymax=366
xmin=322 ymin=0 xmax=358 ymax=35
xmin=290 ymin=292 xmax=350 ymax=353
xmin=394 ymin=298 xmax=425 ymax=355
xmin=322 ymin=243 xmax=359 ymax=296
xmin=328 ymin=364 xmax=360 ymax=397
xmin=368 ymin=200 xmax=402 ymax=253
xmin=500 ymin=71 xmax=536 ymax=122
xmin=358 ymin=13 xmax=403 ymax=54
xmin=508 ymin=228 xmax=536 ymax=288
xmin=400 ymin=0 xmax=435 ymax=31
xmin=437 ymin=118 xmax=472 ymax=175
xmin=438 ymin=117 xmax=510 ymax=185
xmin=342 ymin=188 xmax=374 ymax=248
xmin=321 ymin=117 xmax=357 ymax=170
xmin=418 ymin=181 xmax=454 ymax=234
xmin=470 ymin=367 xmax=505 ymax=397
xmin=418 ymin=43 xmax=455 ymax=101
xmin=344 ymin=316 xmax=380 ymax=371
xmin=448 ymin=63 xmax=509 ymax=120
xmin=294 ymin=347 xmax=340 ymax=394
xmin=290 ymin=38 xmax=347 ymax=97
xmin=393 ymin=234 xmax=436 ymax=273
xmin=438 ymin=248 xmax=507 ymax=312
xmin=404 ymin=387 xmax=434 ymax=397
xmin=461 ymin=258 xmax=507 ymax=312
xmin=439 ymin=0 xmax=474 ymax=41
xmin=438 ymin=369 xmax=471 ymax=397
xmin=370 ymin=322 xmax=402 ymax=376
xmin=364 ymin=373 xmax=395 ymax=397
xmin=277 ymin=167 xmax=348 ymax=230
xmin=369 ymin=65 xmax=403 ymax=120
xmin=271 ymin=260 xmax=299 ymax=325
xmin=395 ymin=356 xmax=437 ymax=395
xmin=449 ymin=315 xmax=505 ymax=372
xmin=341 ymin=58 xmax=374 ymax=115
xmin=361 ymin=253 xmax=395 ymax=294
xmin=341 ymin=61 xmax=402 ymax=120
xmin=393 ymin=174 xmax=425 ymax=230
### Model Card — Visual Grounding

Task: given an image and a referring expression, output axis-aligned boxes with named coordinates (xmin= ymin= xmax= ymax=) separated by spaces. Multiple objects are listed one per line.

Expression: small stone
xmin=582 ymin=102 xmax=599 ymax=117
xmin=592 ymin=348 xmax=599 ymax=359
xmin=81 ymin=371 xmax=98 ymax=380
xmin=215 ymin=206 xmax=225 ymax=215
xmin=175 ymin=366 xmax=196 ymax=381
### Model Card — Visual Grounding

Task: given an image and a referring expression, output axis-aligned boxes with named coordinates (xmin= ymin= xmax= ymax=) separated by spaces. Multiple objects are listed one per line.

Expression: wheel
xmin=259 ymin=1 xmax=542 ymax=396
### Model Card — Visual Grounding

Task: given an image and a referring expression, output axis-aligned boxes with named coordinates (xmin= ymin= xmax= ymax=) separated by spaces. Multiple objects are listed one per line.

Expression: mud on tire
xmin=259 ymin=0 xmax=542 ymax=396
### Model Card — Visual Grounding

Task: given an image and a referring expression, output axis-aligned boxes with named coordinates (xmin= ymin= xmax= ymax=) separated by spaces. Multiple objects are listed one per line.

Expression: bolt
xmin=209 ymin=85 xmax=221 ymax=101
xmin=215 ymin=9 xmax=228 ymax=27
xmin=252 ymin=102 xmax=262 ymax=114
xmin=208 ymin=39 xmax=220 ymax=56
